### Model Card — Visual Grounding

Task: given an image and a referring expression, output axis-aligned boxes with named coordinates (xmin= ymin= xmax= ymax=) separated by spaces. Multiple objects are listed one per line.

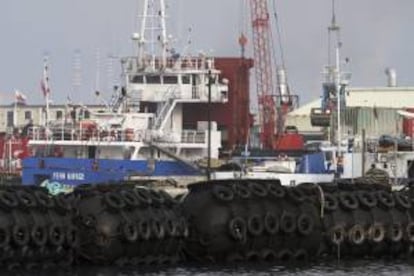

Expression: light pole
xmin=207 ymin=70 xmax=212 ymax=180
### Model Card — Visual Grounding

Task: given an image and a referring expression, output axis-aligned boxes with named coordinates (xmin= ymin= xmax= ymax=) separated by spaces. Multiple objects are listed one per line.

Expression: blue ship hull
xmin=22 ymin=157 xmax=201 ymax=186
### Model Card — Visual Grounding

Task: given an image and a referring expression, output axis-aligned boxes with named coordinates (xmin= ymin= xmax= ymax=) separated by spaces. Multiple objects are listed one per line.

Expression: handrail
xmin=28 ymin=126 xmax=209 ymax=145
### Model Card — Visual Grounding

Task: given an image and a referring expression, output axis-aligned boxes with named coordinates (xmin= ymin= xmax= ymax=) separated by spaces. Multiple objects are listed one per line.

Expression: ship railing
xmin=28 ymin=126 xmax=147 ymax=143
xmin=181 ymin=130 xmax=207 ymax=144
xmin=122 ymin=56 xmax=216 ymax=72
xmin=29 ymin=126 xmax=208 ymax=145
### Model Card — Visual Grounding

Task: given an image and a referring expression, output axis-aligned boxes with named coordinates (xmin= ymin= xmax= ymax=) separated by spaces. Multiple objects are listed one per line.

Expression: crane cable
xmin=271 ymin=0 xmax=286 ymax=69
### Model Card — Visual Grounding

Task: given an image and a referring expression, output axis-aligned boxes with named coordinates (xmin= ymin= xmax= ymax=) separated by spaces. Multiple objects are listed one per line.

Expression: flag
xmin=14 ymin=90 xmax=27 ymax=105
xmin=41 ymin=62 xmax=50 ymax=97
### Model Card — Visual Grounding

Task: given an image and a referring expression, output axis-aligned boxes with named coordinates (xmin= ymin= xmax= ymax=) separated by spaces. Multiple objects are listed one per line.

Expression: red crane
xmin=243 ymin=0 xmax=302 ymax=150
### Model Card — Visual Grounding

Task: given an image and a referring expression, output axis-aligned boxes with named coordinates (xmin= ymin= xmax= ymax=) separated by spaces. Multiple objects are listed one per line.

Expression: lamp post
xmin=207 ymin=70 xmax=212 ymax=180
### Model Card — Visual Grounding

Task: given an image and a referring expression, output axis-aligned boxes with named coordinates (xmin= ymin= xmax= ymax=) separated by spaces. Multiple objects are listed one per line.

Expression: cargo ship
xmin=21 ymin=0 xmax=229 ymax=187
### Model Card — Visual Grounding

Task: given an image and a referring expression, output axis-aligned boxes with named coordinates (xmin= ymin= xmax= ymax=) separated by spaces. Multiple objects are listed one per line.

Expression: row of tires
xmin=1 ymin=180 xmax=414 ymax=270
xmin=0 ymin=186 xmax=76 ymax=270
xmin=181 ymin=179 xmax=414 ymax=262
xmin=73 ymin=184 xmax=188 ymax=265
xmin=181 ymin=179 xmax=322 ymax=262
xmin=303 ymin=182 xmax=414 ymax=258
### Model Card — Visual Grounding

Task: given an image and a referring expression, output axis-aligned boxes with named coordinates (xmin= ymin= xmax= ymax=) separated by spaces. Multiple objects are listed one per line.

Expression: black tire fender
xmin=297 ymin=213 xmax=314 ymax=236
xmin=280 ymin=212 xmax=296 ymax=234
xmin=12 ymin=225 xmax=30 ymax=246
xmin=264 ymin=212 xmax=279 ymax=235
xmin=228 ymin=216 xmax=246 ymax=242
xmin=339 ymin=191 xmax=359 ymax=210
xmin=247 ymin=215 xmax=264 ymax=236
xmin=104 ymin=192 xmax=126 ymax=210
xmin=357 ymin=191 xmax=377 ymax=209
xmin=348 ymin=224 xmax=365 ymax=245
xmin=30 ymin=225 xmax=48 ymax=247
xmin=212 ymin=185 xmax=234 ymax=202
xmin=122 ymin=223 xmax=138 ymax=242
xmin=368 ymin=224 xmax=385 ymax=243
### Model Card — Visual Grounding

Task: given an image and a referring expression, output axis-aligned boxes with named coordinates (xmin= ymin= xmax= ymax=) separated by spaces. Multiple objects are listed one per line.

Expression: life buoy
xmin=247 ymin=215 xmax=264 ymax=236
xmin=228 ymin=217 xmax=246 ymax=242
xmin=280 ymin=212 xmax=296 ymax=233
xmin=297 ymin=213 xmax=314 ymax=236
xmin=212 ymin=185 xmax=234 ymax=202
xmin=122 ymin=223 xmax=138 ymax=242
xmin=348 ymin=224 xmax=365 ymax=245
xmin=368 ymin=224 xmax=385 ymax=243
xmin=30 ymin=225 xmax=48 ymax=247
xmin=264 ymin=212 xmax=279 ymax=235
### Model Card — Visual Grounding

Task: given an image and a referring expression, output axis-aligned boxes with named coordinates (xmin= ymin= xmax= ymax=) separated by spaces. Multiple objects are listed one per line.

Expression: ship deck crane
xmin=242 ymin=0 xmax=301 ymax=151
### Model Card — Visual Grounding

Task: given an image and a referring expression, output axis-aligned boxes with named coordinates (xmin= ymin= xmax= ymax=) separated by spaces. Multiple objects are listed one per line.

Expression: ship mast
xmin=135 ymin=0 xmax=170 ymax=70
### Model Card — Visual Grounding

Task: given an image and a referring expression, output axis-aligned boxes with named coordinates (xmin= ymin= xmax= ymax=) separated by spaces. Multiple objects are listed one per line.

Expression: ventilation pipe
xmin=385 ymin=67 xmax=397 ymax=87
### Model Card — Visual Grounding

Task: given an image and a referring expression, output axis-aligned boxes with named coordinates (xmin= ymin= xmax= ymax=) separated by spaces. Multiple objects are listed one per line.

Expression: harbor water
xmin=2 ymin=259 xmax=414 ymax=276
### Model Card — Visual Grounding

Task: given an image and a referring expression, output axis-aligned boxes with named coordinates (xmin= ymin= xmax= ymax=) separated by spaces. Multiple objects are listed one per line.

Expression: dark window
xmin=146 ymin=75 xmax=161 ymax=84
xmin=163 ymin=75 xmax=178 ymax=84
xmin=6 ymin=111 xmax=14 ymax=127
xmin=182 ymin=75 xmax=190 ymax=84
xmin=84 ymin=110 xmax=90 ymax=119
xmin=25 ymin=111 xmax=32 ymax=120
xmin=130 ymin=75 xmax=143 ymax=83
xmin=56 ymin=110 xmax=63 ymax=119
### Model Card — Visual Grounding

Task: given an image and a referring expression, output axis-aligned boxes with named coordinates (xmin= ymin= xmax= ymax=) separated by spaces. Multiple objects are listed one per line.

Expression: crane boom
xmin=249 ymin=0 xmax=276 ymax=149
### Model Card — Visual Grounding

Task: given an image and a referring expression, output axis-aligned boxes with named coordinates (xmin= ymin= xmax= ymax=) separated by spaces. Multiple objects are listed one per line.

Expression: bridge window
xmin=163 ymin=75 xmax=178 ymax=84
xmin=25 ymin=111 xmax=32 ymax=120
xmin=130 ymin=75 xmax=144 ymax=83
xmin=7 ymin=111 xmax=14 ymax=127
xmin=182 ymin=75 xmax=190 ymax=84
xmin=56 ymin=110 xmax=63 ymax=119
xmin=146 ymin=75 xmax=161 ymax=84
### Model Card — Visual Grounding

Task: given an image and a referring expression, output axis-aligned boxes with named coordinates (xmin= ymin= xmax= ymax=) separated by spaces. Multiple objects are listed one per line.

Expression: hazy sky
xmin=0 ymin=0 xmax=413 ymax=107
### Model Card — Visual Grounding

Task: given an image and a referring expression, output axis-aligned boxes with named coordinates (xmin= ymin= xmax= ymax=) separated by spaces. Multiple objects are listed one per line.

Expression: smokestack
xmin=385 ymin=67 xmax=397 ymax=87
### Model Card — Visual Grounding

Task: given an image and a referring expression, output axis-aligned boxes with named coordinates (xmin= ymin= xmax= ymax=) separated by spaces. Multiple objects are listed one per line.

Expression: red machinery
xmin=245 ymin=0 xmax=303 ymax=151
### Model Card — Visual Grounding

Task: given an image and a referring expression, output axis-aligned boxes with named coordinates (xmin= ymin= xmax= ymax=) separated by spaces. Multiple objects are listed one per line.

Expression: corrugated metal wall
xmin=342 ymin=107 xmax=401 ymax=138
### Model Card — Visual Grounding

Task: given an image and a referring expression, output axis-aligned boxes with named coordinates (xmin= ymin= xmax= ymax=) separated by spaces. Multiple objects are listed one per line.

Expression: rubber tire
xmin=280 ymin=212 xmax=296 ymax=234
xmin=264 ymin=212 xmax=279 ymax=235
xmin=297 ymin=213 xmax=314 ymax=236
xmin=247 ymin=215 xmax=264 ymax=236
xmin=212 ymin=185 xmax=234 ymax=202
xmin=228 ymin=217 xmax=247 ymax=242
